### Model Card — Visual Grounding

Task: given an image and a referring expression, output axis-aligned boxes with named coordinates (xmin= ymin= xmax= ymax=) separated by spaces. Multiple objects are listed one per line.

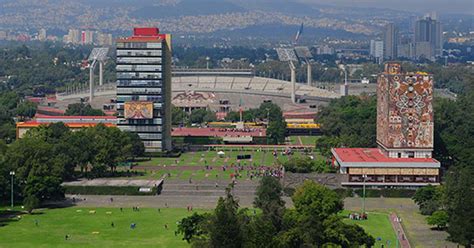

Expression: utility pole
xmin=266 ymin=107 xmax=270 ymax=145
xmin=362 ymin=174 xmax=367 ymax=214
xmin=9 ymin=171 xmax=15 ymax=208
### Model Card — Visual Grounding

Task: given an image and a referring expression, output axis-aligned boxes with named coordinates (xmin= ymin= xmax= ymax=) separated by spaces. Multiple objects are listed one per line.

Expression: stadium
xmin=55 ymin=69 xmax=341 ymax=113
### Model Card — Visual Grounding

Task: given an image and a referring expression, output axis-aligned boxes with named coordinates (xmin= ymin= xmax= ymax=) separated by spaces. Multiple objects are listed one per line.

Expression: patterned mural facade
xmin=377 ymin=63 xmax=434 ymax=149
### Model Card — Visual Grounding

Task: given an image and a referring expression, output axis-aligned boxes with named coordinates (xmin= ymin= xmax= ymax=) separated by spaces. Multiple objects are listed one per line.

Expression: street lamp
xmin=9 ymin=171 xmax=15 ymax=208
xmin=362 ymin=174 xmax=367 ymax=215
xmin=266 ymin=108 xmax=270 ymax=146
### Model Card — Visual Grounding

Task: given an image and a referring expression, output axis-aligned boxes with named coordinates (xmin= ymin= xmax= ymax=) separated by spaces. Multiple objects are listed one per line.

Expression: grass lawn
xmin=341 ymin=210 xmax=397 ymax=247
xmin=0 ymin=207 xmax=200 ymax=248
xmin=0 ymin=207 xmax=396 ymax=247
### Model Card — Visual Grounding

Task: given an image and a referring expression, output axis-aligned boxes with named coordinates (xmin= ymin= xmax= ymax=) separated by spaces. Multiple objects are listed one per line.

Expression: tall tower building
xmin=370 ymin=40 xmax=384 ymax=64
xmin=414 ymin=16 xmax=442 ymax=59
xmin=383 ymin=23 xmax=398 ymax=59
xmin=376 ymin=62 xmax=434 ymax=159
xmin=116 ymin=27 xmax=172 ymax=152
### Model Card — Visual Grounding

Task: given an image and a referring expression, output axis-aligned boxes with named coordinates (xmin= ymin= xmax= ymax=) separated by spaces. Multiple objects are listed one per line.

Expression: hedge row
xmin=63 ymin=185 xmax=161 ymax=196
xmin=353 ymin=188 xmax=416 ymax=198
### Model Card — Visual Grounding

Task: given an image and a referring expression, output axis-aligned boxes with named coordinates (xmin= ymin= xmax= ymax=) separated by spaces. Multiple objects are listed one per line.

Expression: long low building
xmin=332 ymin=147 xmax=440 ymax=187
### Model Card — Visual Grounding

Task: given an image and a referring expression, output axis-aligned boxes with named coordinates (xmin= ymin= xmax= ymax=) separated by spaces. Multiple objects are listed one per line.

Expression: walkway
xmin=390 ymin=212 xmax=411 ymax=248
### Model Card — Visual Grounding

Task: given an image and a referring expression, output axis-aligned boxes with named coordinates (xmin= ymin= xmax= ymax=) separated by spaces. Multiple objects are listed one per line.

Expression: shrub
xmin=353 ymin=188 xmax=416 ymax=198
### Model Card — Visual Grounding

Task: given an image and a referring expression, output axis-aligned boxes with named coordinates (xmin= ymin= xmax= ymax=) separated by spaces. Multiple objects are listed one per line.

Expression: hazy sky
xmin=304 ymin=0 xmax=474 ymax=14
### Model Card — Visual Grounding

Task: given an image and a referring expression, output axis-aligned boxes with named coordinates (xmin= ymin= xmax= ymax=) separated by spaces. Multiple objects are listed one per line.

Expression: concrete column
xmin=291 ymin=67 xmax=296 ymax=103
xmin=307 ymin=63 xmax=312 ymax=86
xmin=99 ymin=61 xmax=104 ymax=86
xmin=89 ymin=62 xmax=95 ymax=103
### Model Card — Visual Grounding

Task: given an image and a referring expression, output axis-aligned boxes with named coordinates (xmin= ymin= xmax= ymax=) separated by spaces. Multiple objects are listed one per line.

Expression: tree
xmin=65 ymin=103 xmax=105 ymax=116
xmin=427 ymin=210 xmax=449 ymax=230
xmin=209 ymin=188 xmax=243 ymax=248
xmin=123 ymin=132 xmax=145 ymax=159
xmin=23 ymin=195 xmax=40 ymax=214
xmin=444 ymin=165 xmax=474 ymax=246
xmin=254 ymin=176 xmax=285 ymax=231
xmin=283 ymin=156 xmax=315 ymax=173
xmin=413 ymin=184 xmax=442 ymax=215
xmin=172 ymin=105 xmax=187 ymax=126
xmin=189 ymin=109 xmax=216 ymax=124
xmin=177 ymin=212 xmax=210 ymax=243
xmin=317 ymin=95 xmax=377 ymax=155
xmin=16 ymin=101 xmax=37 ymax=120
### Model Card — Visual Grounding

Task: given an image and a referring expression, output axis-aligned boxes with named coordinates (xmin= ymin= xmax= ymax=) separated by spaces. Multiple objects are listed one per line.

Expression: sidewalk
xmin=390 ymin=212 xmax=411 ymax=248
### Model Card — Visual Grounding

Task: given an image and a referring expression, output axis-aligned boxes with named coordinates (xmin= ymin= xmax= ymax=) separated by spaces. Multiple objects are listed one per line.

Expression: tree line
xmin=0 ymin=123 xmax=144 ymax=212
xmin=177 ymin=177 xmax=375 ymax=247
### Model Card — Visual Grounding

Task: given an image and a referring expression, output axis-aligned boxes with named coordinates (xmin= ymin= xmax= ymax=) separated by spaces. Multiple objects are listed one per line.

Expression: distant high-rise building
xmin=97 ymin=33 xmax=113 ymax=46
xmin=316 ymin=45 xmax=335 ymax=55
xmin=383 ymin=23 xmax=398 ymax=59
xmin=0 ymin=30 xmax=6 ymax=40
xmin=81 ymin=30 xmax=95 ymax=45
xmin=116 ymin=27 xmax=172 ymax=152
xmin=370 ymin=40 xmax=384 ymax=64
xmin=67 ymin=29 xmax=81 ymax=44
xmin=38 ymin=28 xmax=47 ymax=41
xmin=414 ymin=15 xmax=442 ymax=59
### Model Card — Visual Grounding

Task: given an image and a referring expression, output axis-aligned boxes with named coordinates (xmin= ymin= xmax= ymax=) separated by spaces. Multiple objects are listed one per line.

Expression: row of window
xmin=117 ymin=72 xmax=162 ymax=80
xmin=118 ymin=125 xmax=162 ymax=133
xmin=117 ymin=88 xmax=162 ymax=95
xmin=116 ymin=64 xmax=162 ymax=72
xmin=142 ymin=140 xmax=162 ymax=148
xmin=117 ymin=42 xmax=162 ymax=49
xmin=116 ymin=96 xmax=163 ymax=103
xmin=117 ymin=80 xmax=162 ymax=87
xmin=138 ymin=133 xmax=162 ymax=140
xmin=117 ymin=118 xmax=162 ymax=125
xmin=117 ymin=57 xmax=162 ymax=64
xmin=117 ymin=50 xmax=162 ymax=57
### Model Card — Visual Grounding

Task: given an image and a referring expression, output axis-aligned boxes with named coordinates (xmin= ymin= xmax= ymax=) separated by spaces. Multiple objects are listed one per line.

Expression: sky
xmin=303 ymin=0 xmax=474 ymax=14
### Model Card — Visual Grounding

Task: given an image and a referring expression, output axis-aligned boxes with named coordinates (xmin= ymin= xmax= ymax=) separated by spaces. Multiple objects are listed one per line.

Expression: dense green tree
xmin=253 ymin=176 xmax=285 ymax=231
xmin=189 ymin=108 xmax=216 ymax=124
xmin=177 ymin=212 xmax=210 ymax=243
xmin=209 ymin=188 xmax=243 ymax=248
xmin=15 ymin=101 xmax=37 ymax=120
xmin=427 ymin=210 xmax=449 ymax=230
xmin=172 ymin=105 xmax=187 ymax=126
xmin=65 ymin=103 xmax=105 ymax=116
xmin=316 ymin=95 xmax=376 ymax=156
xmin=443 ymin=165 xmax=474 ymax=246
xmin=413 ymin=185 xmax=443 ymax=215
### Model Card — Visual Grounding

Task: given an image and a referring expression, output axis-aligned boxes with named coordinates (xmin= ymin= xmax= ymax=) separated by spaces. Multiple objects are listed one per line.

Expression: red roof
xmin=332 ymin=148 xmax=438 ymax=163
xmin=17 ymin=121 xmax=116 ymax=128
xmin=36 ymin=106 xmax=65 ymax=114
xmin=117 ymin=27 xmax=167 ymax=42
xmin=172 ymin=127 xmax=266 ymax=137
xmin=34 ymin=114 xmax=116 ymax=120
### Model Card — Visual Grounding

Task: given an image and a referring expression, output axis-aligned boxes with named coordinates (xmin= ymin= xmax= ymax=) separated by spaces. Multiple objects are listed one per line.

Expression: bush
xmin=24 ymin=195 xmax=40 ymax=213
xmin=283 ymin=157 xmax=314 ymax=173
xmin=353 ymin=188 xmax=416 ymax=198
xmin=333 ymin=188 xmax=354 ymax=198
xmin=63 ymin=185 xmax=161 ymax=195
xmin=283 ymin=187 xmax=295 ymax=197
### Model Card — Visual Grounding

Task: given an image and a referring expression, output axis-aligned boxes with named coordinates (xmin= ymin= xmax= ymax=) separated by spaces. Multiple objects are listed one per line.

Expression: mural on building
xmin=377 ymin=63 xmax=434 ymax=149
xmin=124 ymin=102 xmax=154 ymax=119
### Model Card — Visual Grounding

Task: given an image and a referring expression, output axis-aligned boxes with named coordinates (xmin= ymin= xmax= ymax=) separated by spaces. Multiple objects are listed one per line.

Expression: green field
xmin=0 ymin=207 xmax=197 ymax=248
xmin=136 ymin=149 xmax=323 ymax=168
xmin=0 ymin=207 xmax=396 ymax=248
xmin=342 ymin=210 xmax=398 ymax=247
